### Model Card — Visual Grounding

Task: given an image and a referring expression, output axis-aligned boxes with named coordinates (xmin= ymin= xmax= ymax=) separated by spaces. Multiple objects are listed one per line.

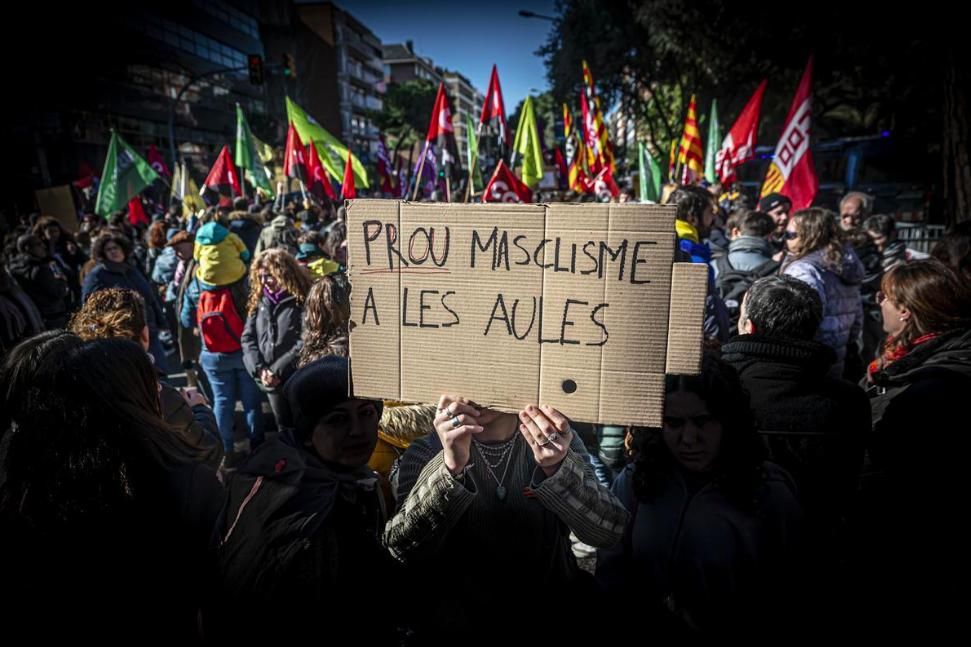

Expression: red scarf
xmin=867 ymin=332 xmax=940 ymax=381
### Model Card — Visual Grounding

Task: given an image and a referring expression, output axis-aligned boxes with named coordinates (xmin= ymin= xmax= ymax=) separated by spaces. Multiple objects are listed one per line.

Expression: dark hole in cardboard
xmin=562 ymin=379 xmax=577 ymax=394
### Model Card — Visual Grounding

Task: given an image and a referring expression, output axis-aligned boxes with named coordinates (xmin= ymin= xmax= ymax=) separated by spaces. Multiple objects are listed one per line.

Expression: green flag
xmin=638 ymin=142 xmax=663 ymax=203
xmin=466 ymin=114 xmax=483 ymax=193
xmin=286 ymin=97 xmax=369 ymax=188
xmin=95 ymin=131 xmax=159 ymax=218
xmin=235 ymin=104 xmax=274 ymax=197
xmin=511 ymin=96 xmax=544 ymax=189
xmin=704 ymin=99 xmax=720 ymax=182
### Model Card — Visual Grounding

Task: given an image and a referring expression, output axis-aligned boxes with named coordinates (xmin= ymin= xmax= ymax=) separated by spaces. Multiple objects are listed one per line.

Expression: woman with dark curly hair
xmin=82 ymin=231 xmax=169 ymax=371
xmin=596 ymin=353 xmax=805 ymax=638
xmin=241 ymin=248 xmax=313 ymax=427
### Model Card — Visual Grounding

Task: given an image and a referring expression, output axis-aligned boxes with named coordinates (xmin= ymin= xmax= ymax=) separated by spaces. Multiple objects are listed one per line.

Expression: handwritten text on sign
xmin=347 ymin=200 xmax=695 ymax=427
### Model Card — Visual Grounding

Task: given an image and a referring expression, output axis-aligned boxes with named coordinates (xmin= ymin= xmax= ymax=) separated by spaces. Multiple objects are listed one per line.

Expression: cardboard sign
xmin=34 ymin=185 xmax=78 ymax=232
xmin=347 ymin=200 xmax=706 ymax=427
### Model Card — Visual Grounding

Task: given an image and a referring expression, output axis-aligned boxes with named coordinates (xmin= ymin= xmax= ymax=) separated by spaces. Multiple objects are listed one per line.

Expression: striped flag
xmin=581 ymin=60 xmax=615 ymax=172
xmin=677 ymin=95 xmax=704 ymax=184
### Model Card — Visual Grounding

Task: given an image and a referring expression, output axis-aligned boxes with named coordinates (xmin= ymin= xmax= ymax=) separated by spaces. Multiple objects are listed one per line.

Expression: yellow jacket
xmin=193 ymin=222 xmax=250 ymax=286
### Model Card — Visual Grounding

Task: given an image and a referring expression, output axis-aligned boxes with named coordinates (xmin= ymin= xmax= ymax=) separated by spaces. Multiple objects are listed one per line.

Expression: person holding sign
xmin=384 ymin=395 xmax=628 ymax=643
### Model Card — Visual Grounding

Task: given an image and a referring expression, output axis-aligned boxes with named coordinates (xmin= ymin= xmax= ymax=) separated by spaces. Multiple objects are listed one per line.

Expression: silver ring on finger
xmin=451 ymin=416 xmax=461 ymax=429
xmin=538 ymin=436 xmax=552 ymax=447
xmin=547 ymin=431 xmax=560 ymax=443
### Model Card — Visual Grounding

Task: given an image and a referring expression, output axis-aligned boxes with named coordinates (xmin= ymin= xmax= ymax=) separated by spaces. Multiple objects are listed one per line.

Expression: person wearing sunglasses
xmin=781 ymin=208 xmax=865 ymax=379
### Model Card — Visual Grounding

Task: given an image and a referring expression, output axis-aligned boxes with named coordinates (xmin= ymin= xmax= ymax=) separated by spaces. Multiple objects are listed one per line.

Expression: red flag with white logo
xmin=760 ymin=57 xmax=817 ymax=210
xmin=483 ymin=160 xmax=532 ymax=203
xmin=283 ymin=123 xmax=308 ymax=183
xmin=202 ymin=145 xmax=241 ymax=198
xmin=307 ymin=140 xmax=336 ymax=201
xmin=425 ymin=82 xmax=460 ymax=181
xmin=479 ymin=64 xmax=508 ymax=149
xmin=716 ymin=79 xmax=767 ymax=184
xmin=146 ymin=145 xmax=171 ymax=177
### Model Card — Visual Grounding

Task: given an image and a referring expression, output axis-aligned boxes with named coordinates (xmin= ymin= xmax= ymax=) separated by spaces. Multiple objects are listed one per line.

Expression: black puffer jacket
xmin=241 ymin=294 xmax=303 ymax=390
xmin=7 ymin=253 xmax=69 ymax=327
xmin=851 ymin=327 xmax=971 ymax=636
xmin=721 ymin=335 xmax=869 ymax=535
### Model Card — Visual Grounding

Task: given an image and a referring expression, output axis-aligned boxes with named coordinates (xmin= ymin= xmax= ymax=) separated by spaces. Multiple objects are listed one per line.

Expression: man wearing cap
xmin=758 ymin=192 xmax=793 ymax=255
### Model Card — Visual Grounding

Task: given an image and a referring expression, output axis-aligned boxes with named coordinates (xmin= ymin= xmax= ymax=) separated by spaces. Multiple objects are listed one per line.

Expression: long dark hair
xmin=629 ymin=353 xmax=765 ymax=508
xmin=1 ymin=332 xmax=201 ymax=534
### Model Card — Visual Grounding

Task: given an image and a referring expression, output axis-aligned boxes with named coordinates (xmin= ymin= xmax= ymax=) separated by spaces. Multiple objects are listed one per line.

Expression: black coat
xmin=852 ymin=327 xmax=971 ymax=636
xmin=81 ymin=260 xmax=165 ymax=331
xmin=228 ymin=213 xmax=263 ymax=256
xmin=209 ymin=438 xmax=393 ymax=642
xmin=721 ymin=334 xmax=870 ymax=533
xmin=7 ymin=253 xmax=70 ymax=326
xmin=241 ymin=293 xmax=303 ymax=389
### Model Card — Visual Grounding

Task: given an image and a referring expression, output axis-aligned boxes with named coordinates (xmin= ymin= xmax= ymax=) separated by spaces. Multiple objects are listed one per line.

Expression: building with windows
xmin=382 ymin=41 xmax=442 ymax=85
xmin=4 ymin=0 xmax=271 ymax=215
xmin=283 ymin=2 xmax=384 ymax=162
xmin=443 ymin=71 xmax=484 ymax=171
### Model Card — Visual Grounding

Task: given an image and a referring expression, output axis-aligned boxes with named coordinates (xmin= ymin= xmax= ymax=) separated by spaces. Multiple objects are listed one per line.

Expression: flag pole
xmin=445 ymin=176 xmax=451 ymax=203
xmin=411 ymin=140 xmax=430 ymax=201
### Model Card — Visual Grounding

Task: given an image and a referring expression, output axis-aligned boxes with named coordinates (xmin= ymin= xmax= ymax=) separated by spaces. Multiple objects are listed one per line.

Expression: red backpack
xmin=197 ymin=287 xmax=244 ymax=353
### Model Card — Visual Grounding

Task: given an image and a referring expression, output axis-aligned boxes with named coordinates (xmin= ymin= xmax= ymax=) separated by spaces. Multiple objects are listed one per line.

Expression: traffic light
xmin=282 ymin=53 xmax=296 ymax=78
xmin=248 ymin=54 xmax=264 ymax=85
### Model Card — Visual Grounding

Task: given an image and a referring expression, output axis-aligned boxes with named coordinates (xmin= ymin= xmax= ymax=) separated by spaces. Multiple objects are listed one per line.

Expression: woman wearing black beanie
xmin=207 ymin=355 xmax=396 ymax=644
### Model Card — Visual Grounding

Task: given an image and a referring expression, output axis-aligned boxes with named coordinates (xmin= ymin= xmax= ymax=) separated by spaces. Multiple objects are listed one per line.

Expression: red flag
xmin=483 ymin=160 xmax=532 ymax=203
xmin=479 ymin=64 xmax=508 ymax=148
xmin=283 ymin=123 xmax=308 ymax=182
xmin=425 ymin=82 xmax=460 ymax=180
xmin=761 ymin=57 xmax=817 ymax=210
xmin=202 ymin=145 xmax=241 ymax=197
xmin=341 ymin=153 xmax=357 ymax=200
xmin=146 ymin=144 xmax=171 ymax=177
xmin=594 ymin=167 xmax=620 ymax=200
xmin=74 ymin=161 xmax=96 ymax=189
xmin=553 ymin=148 xmax=569 ymax=189
xmin=127 ymin=196 xmax=149 ymax=226
xmin=307 ymin=141 xmax=336 ymax=201
xmin=716 ymin=79 xmax=767 ymax=184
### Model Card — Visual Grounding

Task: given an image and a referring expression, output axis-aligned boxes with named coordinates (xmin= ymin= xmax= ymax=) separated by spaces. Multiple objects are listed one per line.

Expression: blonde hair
xmin=790 ymin=208 xmax=844 ymax=270
xmin=246 ymin=248 xmax=313 ymax=314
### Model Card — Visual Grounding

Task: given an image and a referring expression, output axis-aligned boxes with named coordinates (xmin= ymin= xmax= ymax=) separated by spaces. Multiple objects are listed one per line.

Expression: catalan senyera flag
xmin=580 ymin=60 xmax=615 ymax=172
xmin=677 ymin=94 xmax=704 ymax=184
xmin=562 ymin=103 xmax=587 ymax=192
xmin=760 ymin=57 xmax=817 ymax=210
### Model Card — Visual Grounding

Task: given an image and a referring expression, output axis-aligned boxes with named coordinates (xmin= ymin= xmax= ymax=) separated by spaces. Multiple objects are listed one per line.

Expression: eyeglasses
xmin=783 ymin=230 xmax=799 ymax=241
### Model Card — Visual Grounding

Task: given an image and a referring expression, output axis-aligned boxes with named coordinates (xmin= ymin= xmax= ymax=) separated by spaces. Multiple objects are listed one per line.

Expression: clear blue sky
xmin=337 ymin=0 xmax=557 ymax=109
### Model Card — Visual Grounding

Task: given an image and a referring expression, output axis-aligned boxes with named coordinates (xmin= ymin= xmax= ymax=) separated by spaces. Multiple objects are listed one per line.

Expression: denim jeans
xmin=204 ymin=364 xmax=264 ymax=452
